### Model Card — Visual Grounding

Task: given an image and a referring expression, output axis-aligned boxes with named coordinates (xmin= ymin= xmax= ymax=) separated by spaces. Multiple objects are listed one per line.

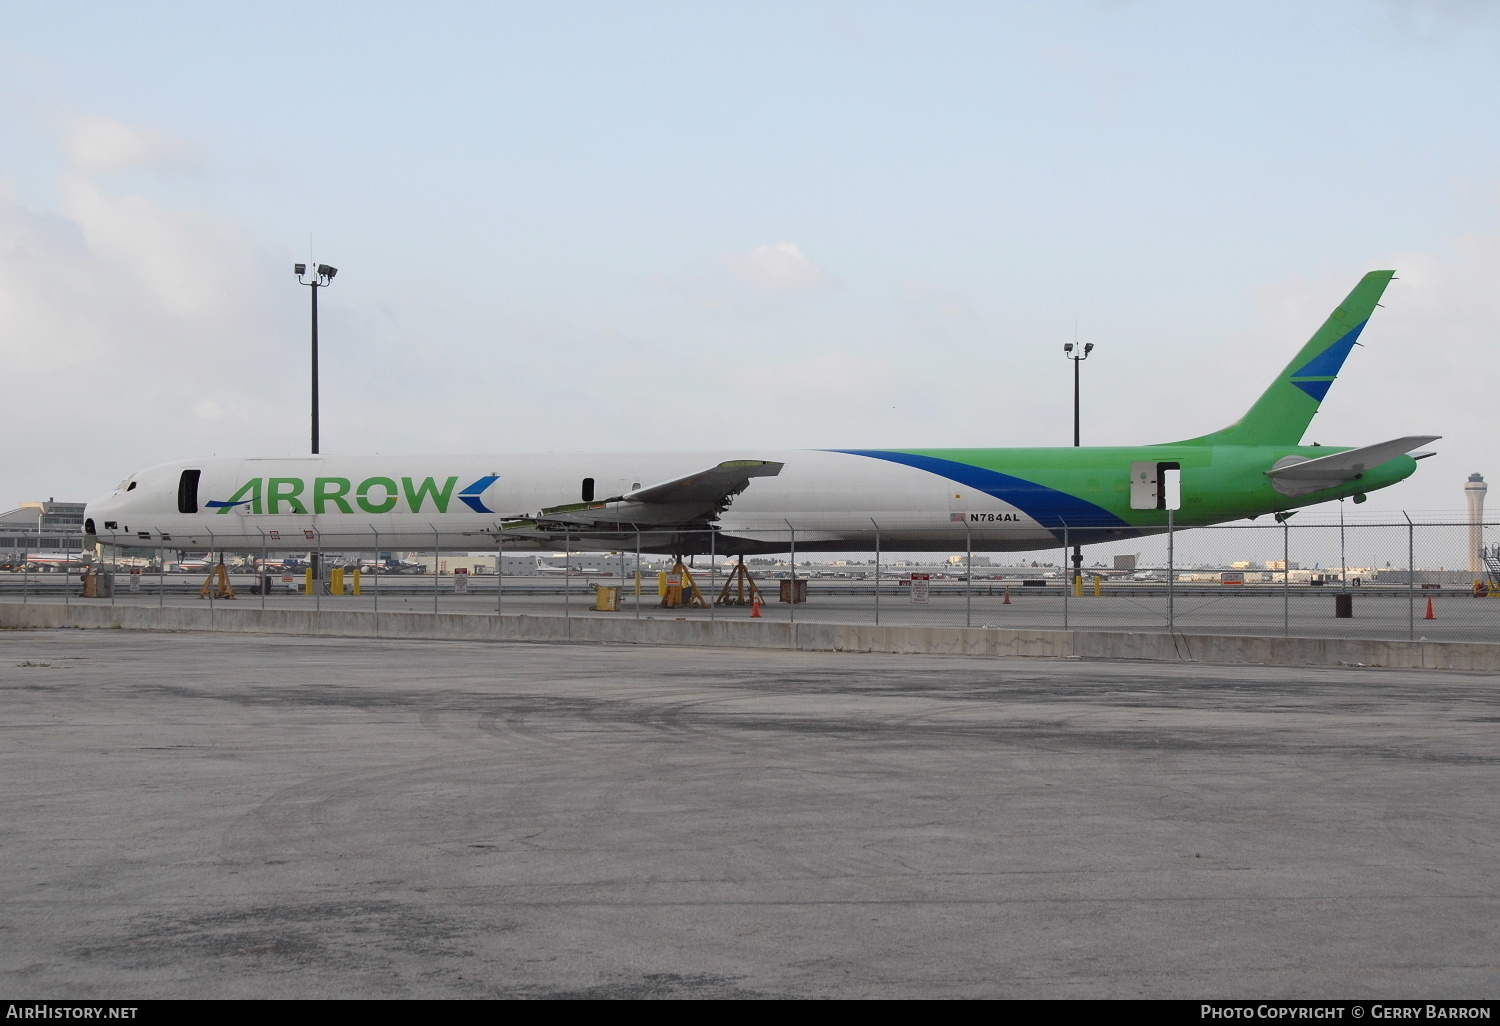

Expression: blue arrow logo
xmin=458 ymin=476 xmax=499 ymax=513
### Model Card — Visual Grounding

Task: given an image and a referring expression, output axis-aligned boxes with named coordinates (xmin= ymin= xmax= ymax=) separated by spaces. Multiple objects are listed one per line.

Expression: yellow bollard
xmin=331 ymin=567 xmax=345 ymax=596
xmin=304 ymin=568 xmax=315 ymax=595
xmin=658 ymin=570 xmax=668 ymax=597
xmin=634 ymin=571 xmax=643 ymax=596
xmin=1093 ymin=575 xmax=1102 ymax=597
xmin=352 ymin=568 xmax=362 ymax=596
xmin=1072 ymin=574 xmax=1083 ymax=597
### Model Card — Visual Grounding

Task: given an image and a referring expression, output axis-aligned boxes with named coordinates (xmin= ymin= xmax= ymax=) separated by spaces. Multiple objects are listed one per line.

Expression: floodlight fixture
xmin=296 ymin=259 xmax=339 ymax=453
xmin=1062 ymin=338 xmax=1095 ymax=445
xmin=1062 ymin=334 xmax=1098 ymax=583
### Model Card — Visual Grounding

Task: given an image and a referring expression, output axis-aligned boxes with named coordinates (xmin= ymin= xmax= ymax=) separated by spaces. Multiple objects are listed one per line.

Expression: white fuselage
xmin=84 ymin=451 xmax=1078 ymax=555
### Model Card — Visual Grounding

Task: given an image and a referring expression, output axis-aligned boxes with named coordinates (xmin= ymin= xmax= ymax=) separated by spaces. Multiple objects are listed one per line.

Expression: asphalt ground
xmin=5 ymin=585 xmax=1498 ymax=644
xmin=1 ymin=629 xmax=1496 ymax=998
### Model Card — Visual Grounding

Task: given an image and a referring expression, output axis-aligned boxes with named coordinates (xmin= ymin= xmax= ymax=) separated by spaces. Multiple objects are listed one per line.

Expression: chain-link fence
xmin=4 ymin=514 xmax=1498 ymax=643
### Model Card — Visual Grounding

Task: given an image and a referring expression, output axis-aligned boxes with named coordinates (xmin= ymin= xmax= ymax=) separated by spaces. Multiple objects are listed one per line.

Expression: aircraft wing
xmin=1267 ymin=436 xmax=1439 ymax=497
xmin=625 ymin=460 xmax=784 ymax=505
xmin=513 ymin=460 xmax=784 ymax=529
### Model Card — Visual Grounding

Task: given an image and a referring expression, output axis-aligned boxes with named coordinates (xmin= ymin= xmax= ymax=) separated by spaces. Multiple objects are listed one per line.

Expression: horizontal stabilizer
xmin=1267 ymin=436 xmax=1439 ymax=497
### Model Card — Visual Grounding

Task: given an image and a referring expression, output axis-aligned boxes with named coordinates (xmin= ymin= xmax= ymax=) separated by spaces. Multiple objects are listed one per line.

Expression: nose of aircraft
xmin=82 ymin=496 xmax=106 ymax=538
xmin=83 ymin=488 xmax=125 ymax=539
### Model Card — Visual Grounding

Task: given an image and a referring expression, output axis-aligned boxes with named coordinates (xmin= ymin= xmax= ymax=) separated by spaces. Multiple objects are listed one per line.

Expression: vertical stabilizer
xmin=1180 ymin=270 xmax=1394 ymax=446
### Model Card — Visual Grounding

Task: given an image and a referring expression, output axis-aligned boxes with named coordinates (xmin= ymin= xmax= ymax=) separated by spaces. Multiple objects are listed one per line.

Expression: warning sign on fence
xmin=910 ymin=573 xmax=930 ymax=604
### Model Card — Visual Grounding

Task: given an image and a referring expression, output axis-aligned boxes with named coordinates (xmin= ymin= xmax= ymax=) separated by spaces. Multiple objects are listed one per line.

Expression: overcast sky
xmin=2 ymin=0 xmax=1497 ymax=518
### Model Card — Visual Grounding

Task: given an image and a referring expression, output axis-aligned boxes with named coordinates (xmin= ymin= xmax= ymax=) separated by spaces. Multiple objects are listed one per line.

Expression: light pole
xmin=294 ymin=262 xmax=338 ymax=454
xmin=1063 ymin=340 xmax=1094 ymax=584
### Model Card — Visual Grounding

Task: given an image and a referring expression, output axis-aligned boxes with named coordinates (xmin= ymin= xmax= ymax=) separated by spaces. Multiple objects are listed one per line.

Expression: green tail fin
xmin=1179 ymin=270 xmax=1395 ymax=447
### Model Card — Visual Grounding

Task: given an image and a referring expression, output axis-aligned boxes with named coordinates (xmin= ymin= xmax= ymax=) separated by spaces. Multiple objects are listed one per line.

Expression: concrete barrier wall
xmin=2 ymin=602 xmax=1496 ymax=672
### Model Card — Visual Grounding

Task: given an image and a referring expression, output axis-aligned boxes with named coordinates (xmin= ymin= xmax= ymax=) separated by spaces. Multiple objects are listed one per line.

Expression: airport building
xmin=406 ymin=553 xmax=631 ymax=576
xmin=0 ymin=501 xmax=86 ymax=554
xmin=1465 ymin=473 xmax=1486 ymax=573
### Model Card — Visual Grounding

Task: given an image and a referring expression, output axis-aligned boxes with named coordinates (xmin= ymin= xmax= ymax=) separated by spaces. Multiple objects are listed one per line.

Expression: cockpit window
xmin=127 ymin=481 xmax=137 ymax=491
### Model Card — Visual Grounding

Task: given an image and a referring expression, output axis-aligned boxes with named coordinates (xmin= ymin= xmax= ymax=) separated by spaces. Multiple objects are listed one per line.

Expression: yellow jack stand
xmin=660 ymin=558 xmax=710 ymax=608
xmin=198 ymin=563 xmax=236 ymax=600
xmin=715 ymin=556 xmax=765 ymax=607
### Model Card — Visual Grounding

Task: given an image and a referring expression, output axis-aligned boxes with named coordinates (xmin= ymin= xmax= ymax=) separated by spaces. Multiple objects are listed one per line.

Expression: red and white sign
xmin=910 ymin=573 xmax=930 ymax=604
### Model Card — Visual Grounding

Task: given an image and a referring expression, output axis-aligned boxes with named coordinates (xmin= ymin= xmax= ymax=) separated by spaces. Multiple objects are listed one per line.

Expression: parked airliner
xmin=85 ymin=272 xmax=1435 ymax=558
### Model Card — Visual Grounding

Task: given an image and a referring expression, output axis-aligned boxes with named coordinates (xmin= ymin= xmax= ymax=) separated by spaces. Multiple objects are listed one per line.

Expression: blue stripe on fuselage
xmin=831 ymin=449 xmax=1137 ymax=543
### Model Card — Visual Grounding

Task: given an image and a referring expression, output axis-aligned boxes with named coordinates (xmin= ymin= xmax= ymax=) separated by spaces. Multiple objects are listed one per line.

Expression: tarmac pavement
xmin=1 ymin=628 xmax=1496 ymax=998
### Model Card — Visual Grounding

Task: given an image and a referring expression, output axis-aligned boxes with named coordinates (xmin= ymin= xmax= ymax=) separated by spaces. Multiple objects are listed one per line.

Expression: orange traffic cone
xmin=1425 ymin=596 xmax=1436 ymax=620
xmin=1003 ymin=586 xmax=1011 ymax=605
xmin=751 ymin=597 xmax=762 ymax=618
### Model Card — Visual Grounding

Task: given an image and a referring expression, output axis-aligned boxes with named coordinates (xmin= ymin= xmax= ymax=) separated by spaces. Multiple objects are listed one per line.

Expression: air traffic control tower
xmin=1465 ymin=473 xmax=1487 ymax=574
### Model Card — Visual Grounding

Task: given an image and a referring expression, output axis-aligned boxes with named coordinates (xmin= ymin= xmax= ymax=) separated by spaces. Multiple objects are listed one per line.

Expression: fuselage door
xmin=1130 ymin=461 xmax=1182 ymax=510
xmin=177 ymin=469 xmax=201 ymax=514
